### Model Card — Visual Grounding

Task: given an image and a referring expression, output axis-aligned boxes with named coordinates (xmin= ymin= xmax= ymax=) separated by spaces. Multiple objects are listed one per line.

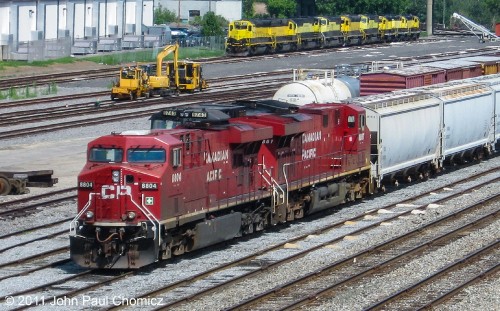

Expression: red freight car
xmin=359 ymin=65 xmax=446 ymax=96
xmin=423 ymin=59 xmax=483 ymax=81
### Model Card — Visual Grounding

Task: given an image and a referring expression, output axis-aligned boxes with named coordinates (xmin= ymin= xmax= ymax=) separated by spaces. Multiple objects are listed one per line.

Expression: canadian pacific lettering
xmin=207 ymin=169 xmax=222 ymax=182
xmin=204 ymin=149 xmax=229 ymax=164
xmin=302 ymin=131 xmax=321 ymax=143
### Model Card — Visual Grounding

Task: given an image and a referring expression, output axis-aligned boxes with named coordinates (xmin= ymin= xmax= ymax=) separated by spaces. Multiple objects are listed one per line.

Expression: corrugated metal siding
xmin=360 ymin=73 xmax=409 ymax=96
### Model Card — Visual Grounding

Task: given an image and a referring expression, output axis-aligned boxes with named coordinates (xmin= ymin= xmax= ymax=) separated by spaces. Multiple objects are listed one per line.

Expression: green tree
xmin=267 ymin=0 xmax=297 ymax=18
xmin=243 ymin=0 xmax=255 ymax=18
xmin=191 ymin=16 xmax=203 ymax=27
xmin=201 ymin=11 xmax=228 ymax=36
xmin=484 ymin=0 xmax=499 ymax=28
xmin=154 ymin=4 xmax=178 ymax=25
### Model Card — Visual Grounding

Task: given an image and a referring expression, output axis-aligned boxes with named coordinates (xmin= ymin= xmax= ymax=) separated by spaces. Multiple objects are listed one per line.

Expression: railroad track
xmin=0 ymin=187 xmax=76 ymax=218
xmin=0 ymin=77 xmax=291 ymax=127
xmin=229 ymin=195 xmax=498 ymax=310
xmin=366 ymin=241 xmax=499 ymax=310
xmin=0 ymin=166 xmax=496 ymax=310
xmin=0 ymin=40 xmax=496 ymax=92
xmin=133 ymin=177 xmax=499 ymax=311
xmin=42 ymin=169 xmax=500 ymax=310
xmin=0 ymin=84 xmax=283 ymax=140
xmin=0 ymin=70 xmax=290 ymax=111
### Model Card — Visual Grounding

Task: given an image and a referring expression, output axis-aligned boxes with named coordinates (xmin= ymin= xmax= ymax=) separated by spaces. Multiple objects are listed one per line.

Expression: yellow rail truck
xmin=111 ymin=43 xmax=207 ymax=99
xmin=111 ymin=65 xmax=151 ymax=100
xmin=146 ymin=43 xmax=207 ymax=96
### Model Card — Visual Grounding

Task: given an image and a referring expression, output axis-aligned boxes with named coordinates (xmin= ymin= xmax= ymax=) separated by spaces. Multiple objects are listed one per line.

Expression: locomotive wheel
xmin=172 ymin=243 xmax=185 ymax=256
xmin=0 ymin=176 xmax=11 ymax=196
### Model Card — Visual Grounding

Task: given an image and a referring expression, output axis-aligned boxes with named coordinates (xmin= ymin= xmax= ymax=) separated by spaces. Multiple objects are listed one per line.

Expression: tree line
xmin=154 ymin=0 xmax=499 ymax=35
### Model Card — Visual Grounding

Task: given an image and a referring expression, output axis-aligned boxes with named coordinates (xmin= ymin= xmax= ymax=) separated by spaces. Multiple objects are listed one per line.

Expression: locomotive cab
xmin=70 ymin=131 xmax=178 ymax=268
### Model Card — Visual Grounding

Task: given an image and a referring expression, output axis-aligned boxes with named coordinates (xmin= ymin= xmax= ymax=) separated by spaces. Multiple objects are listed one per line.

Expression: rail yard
xmin=0 ymin=36 xmax=499 ymax=310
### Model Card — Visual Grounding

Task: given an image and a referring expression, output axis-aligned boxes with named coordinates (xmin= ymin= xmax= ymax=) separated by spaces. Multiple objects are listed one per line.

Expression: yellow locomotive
xmin=225 ymin=18 xmax=296 ymax=55
xmin=226 ymin=14 xmax=420 ymax=56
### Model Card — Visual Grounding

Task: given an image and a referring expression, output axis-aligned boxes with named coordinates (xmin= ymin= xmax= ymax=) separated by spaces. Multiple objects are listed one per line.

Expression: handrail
xmin=130 ymin=194 xmax=161 ymax=247
xmin=69 ymin=192 xmax=97 ymax=233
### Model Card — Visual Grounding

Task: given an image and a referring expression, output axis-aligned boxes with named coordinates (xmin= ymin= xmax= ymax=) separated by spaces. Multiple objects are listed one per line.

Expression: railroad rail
xmin=0 ymin=84 xmax=282 ymax=140
xmin=365 ymin=241 xmax=499 ymax=310
xmin=0 ymin=70 xmax=289 ymax=111
xmin=105 ymin=171 xmax=499 ymax=310
xmin=0 ymin=41 xmax=496 ymax=92
xmin=0 ymin=167 xmax=496 ymax=310
xmin=0 ymin=188 xmax=76 ymax=217
xmin=0 ymin=74 xmax=290 ymax=127
xmin=229 ymin=195 xmax=498 ymax=310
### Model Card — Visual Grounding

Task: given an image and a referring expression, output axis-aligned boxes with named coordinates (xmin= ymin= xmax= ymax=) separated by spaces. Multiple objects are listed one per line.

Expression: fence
xmin=1 ymin=35 xmax=225 ymax=63
xmin=2 ymin=37 xmax=72 ymax=62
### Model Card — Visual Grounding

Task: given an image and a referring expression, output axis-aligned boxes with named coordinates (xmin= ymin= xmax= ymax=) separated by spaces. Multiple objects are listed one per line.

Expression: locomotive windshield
xmin=127 ymin=148 xmax=166 ymax=163
xmin=89 ymin=148 xmax=123 ymax=163
xmin=151 ymin=119 xmax=180 ymax=130
xmin=234 ymin=22 xmax=248 ymax=30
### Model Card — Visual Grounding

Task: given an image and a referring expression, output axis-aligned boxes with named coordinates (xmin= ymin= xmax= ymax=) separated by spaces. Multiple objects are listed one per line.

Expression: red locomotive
xmin=70 ymin=100 xmax=372 ymax=268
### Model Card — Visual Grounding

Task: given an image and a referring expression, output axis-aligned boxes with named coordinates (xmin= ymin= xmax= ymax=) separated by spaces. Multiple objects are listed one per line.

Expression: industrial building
xmin=0 ymin=0 xmax=241 ymax=61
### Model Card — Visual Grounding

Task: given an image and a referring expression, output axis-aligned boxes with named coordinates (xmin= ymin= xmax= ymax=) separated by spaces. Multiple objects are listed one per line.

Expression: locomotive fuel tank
xmin=273 ymin=69 xmax=360 ymax=105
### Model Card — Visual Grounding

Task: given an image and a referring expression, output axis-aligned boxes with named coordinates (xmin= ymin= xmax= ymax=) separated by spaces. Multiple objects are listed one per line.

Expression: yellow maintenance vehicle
xmin=111 ymin=43 xmax=207 ymax=100
xmin=149 ymin=43 xmax=208 ymax=96
xmin=111 ymin=65 xmax=151 ymax=100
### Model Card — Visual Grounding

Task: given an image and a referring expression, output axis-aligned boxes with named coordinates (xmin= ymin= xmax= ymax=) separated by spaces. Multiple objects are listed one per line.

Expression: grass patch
xmin=0 ymin=57 xmax=77 ymax=71
xmin=82 ymin=47 xmax=225 ymax=65
xmin=0 ymin=46 xmax=224 ymax=72
xmin=0 ymin=83 xmax=59 ymax=100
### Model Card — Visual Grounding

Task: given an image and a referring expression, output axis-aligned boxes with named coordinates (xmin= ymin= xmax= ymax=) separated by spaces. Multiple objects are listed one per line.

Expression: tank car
xmin=273 ymin=69 xmax=360 ymax=105
xmin=70 ymin=100 xmax=372 ymax=268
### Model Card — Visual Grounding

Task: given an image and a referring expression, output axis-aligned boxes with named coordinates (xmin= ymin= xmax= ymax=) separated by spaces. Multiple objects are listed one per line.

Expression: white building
xmin=0 ymin=0 xmax=238 ymax=60
xmin=156 ymin=0 xmax=242 ymax=23
xmin=0 ymin=0 xmax=153 ymax=43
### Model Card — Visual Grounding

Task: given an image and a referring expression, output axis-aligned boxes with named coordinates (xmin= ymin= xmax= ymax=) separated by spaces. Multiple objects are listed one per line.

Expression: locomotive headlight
xmin=112 ymin=170 xmax=120 ymax=183
xmin=85 ymin=211 xmax=94 ymax=219
xmin=127 ymin=211 xmax=136 ymax=220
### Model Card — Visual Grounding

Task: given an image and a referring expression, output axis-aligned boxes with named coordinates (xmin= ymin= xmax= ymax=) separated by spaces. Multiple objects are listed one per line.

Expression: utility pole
xmin=427 ymin=0 xmax=433 ymax=35
xmin=443 ymin=0 xmax=445 ymax=28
